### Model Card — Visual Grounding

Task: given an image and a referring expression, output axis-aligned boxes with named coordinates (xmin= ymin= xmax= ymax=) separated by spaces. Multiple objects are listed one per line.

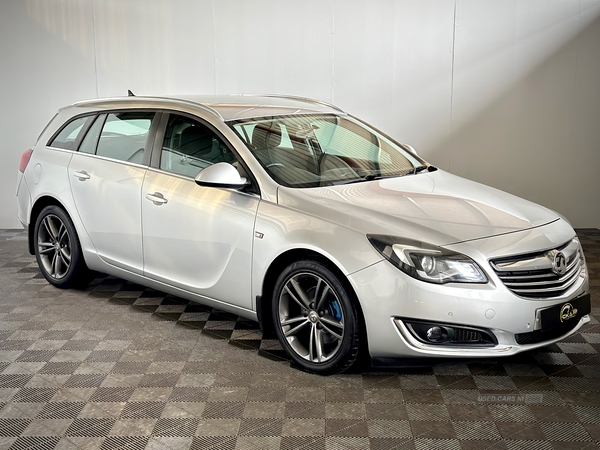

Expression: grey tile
xmin=120 ymin=402 xmax=165 ymax=419
xmin=0 ymin=402 xmax=45 ymax=418
xmin=242 ymin=402 xmax=285 ymax=419
xmin=539 ymin=422 xmax=592 ymax=442
xmin=21 ymin=418 xmax=73 ymax=436
xmin=152 ymin=418 xmax=199 ymax=436
xmin=367 ymin=420 xmax=412 ymax=438
xmin=0 ymin=418 xmax=31 ymax=436
xmin=65 ymin=418 xmax=115 ymax=437
xmin=407 ymin=404 xmax=450 ymax=421
xmin=78 ymin=402 xmax=127 ymax=419
xmin=36 ymin=402 xmax=86 ymax=420
xmin=8 ymin=436 xmax=61 ymax=449
xmin=161 ymin=402 xmax=205 ymax=419
xmin=452 ymin=421 xmax=501 ymax=440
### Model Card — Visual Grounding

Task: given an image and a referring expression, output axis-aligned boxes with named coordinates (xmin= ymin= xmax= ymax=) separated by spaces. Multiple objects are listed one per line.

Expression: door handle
xmin=146 ymin=192 xmax=168 ymax=206
xmin=73 ymin=170 xmax=90 ymax=181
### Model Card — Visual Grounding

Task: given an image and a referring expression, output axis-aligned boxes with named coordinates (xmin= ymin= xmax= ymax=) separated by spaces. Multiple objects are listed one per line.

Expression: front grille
xmin=490 ymin=239 xmax=583 ymax=299
xmin=515 ymin=319 xmax=580 ymax=345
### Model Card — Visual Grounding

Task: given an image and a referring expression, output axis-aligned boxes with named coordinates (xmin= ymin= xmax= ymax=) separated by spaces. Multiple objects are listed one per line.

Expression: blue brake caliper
xmin=328 ymin=300 xmax=342 ymax=321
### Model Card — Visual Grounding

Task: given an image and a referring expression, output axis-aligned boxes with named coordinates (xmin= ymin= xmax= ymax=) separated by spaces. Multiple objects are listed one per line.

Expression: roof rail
xmin=71 ymin=96 xmax=225 ymax=122
xmin=152 ymin=96 xmax=225 ymax=121
xmin=241 ymin=94 xmax=346 ymax=114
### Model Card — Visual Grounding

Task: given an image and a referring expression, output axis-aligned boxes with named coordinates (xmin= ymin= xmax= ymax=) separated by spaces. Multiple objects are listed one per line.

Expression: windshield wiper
xmin=338 ymin=173 xmax=398 ymax=185
xmin=337 ymin=166 xmax=437 ymax=185
xmin=408 ymin=165 xmax=436 ymax=175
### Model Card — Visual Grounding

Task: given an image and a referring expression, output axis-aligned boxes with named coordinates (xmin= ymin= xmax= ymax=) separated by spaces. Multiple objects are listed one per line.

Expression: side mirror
xmin=403 ymin=144 xmax=418 ymax=156
xmin=195 ymin=162 xmax=249 ymax=189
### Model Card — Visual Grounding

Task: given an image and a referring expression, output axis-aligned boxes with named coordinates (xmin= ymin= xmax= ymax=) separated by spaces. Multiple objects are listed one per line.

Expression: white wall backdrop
xmin=1 ymin=0 xmax=599 ymax=229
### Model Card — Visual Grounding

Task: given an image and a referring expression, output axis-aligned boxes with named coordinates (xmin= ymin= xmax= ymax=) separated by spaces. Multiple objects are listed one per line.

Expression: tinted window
xmin=78 ymin=114 xmax=106 ymax=155
xmin=49 ymin=116 xmax=92 ymax=150
xmin=160 ymin=115 xmax=235 ymax=178
xmin=96 ymin=112 xmax=154 ymax=163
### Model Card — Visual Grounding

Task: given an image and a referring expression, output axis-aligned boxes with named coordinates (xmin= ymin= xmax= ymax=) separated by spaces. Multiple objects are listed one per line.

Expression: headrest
xmin=251 ymin=121 xmax=282 ymax=151
xmin=179 ymin=125 xmax=211 ymax=150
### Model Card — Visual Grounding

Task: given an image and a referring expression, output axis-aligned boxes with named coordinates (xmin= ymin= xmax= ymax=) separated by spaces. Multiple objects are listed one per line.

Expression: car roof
xmin=71 ymin=94 xmax=346 ymax=122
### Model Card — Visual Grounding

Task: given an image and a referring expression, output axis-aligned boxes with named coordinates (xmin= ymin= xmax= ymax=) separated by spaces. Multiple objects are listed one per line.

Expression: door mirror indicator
xmin=194 ymin=162 xmax=249 ymax=189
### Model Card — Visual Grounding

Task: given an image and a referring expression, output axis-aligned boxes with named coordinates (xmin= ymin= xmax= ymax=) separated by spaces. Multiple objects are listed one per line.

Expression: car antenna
xmin=127 ymin=90 xmax=135 ymax=97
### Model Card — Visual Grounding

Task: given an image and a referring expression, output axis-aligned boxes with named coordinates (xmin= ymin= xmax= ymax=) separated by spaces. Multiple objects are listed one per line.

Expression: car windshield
xmin=229 ymin=114 xmax=426 ymax=188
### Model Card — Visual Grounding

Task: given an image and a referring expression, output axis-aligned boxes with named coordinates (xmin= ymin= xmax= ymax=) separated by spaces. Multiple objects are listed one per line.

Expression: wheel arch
xmin=257 ymin=248 xmax=367 ymax=348
xmin=28 ymin=196 xmax=70 ymax=255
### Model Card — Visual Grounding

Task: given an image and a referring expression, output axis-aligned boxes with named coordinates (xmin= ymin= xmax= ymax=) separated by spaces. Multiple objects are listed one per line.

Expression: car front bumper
xmin=349 ymin=253 xmax=590 ymax=360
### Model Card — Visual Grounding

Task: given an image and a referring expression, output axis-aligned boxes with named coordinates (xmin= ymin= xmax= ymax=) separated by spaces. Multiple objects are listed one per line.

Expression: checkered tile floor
xmin=0 ymin=228 xmax=598 ymax=450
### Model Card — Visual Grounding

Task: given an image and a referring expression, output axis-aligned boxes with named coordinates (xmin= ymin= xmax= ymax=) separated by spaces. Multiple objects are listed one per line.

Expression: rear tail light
xmin=19 ymin=149 xmax=33 ymax=173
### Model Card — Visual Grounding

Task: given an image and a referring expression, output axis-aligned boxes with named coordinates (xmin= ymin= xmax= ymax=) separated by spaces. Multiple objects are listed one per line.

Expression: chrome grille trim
xmin=490 ymin=239 xmax=583 ymax=299
xmin=500 ymin=259 xmax=580 ymax=287
xmin=509 ymin=271 xmax=580 ymax=295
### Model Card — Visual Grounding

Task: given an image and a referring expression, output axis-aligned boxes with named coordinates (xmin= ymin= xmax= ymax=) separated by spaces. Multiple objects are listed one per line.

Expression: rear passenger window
xmin=96 ymin=112 xmax=154 ymax=163
xmin=49 ymin=116 xmax=92 ymax=150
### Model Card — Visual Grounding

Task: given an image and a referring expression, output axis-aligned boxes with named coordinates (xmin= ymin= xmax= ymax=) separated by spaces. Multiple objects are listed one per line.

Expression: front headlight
xmin=367 ymin=235 xmax=488 ymax=284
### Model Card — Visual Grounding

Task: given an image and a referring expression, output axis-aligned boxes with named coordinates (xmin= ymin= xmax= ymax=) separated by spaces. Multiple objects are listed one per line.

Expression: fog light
xmin=400 ymin=319 xmax=497 ymax=346
xmin=426 ymin=326 xmax=448 ymax=342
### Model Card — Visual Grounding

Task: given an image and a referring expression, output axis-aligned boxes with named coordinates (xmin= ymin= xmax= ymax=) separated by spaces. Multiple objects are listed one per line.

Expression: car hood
xmin=277 ymin=169 xmax=559 ymax=246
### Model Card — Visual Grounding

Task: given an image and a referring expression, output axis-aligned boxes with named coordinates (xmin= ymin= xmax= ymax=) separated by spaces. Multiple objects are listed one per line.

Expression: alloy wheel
xmin=278 ymin=272 xmax=345 ymax=363
xmin=37 ymin=214 xmax=71 ymax=280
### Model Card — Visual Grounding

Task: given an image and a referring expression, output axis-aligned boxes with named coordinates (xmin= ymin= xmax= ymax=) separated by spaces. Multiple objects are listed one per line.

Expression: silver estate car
xmin=17 ymin=94 xmax=590 ymax=374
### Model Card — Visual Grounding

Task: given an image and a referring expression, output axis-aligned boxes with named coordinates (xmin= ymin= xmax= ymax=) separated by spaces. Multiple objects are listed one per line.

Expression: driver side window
xmin=160 ymin=115 xmax=235 ymax=178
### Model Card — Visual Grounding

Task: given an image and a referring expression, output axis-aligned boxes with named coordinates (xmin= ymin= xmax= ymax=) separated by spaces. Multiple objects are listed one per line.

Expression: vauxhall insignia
xmin=552 ymin=251 xmax=567 ymax=276
xmin=16 ymin=94 xmax=591 ymax=375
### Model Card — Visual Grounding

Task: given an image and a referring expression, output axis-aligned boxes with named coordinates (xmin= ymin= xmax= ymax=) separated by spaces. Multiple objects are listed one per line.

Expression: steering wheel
xmin=267 ymin=163 xmax=285 ymax=169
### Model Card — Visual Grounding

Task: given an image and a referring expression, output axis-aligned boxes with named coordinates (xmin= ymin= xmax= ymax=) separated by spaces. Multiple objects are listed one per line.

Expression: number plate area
xmin=538 ymin=294 xmax=591 ymax=331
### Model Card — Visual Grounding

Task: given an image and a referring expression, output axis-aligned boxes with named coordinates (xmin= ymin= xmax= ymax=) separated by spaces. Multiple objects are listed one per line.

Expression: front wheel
xmin=272 ymin=260 xmax=360 ymax=375
xmin=34 ymin=205 xmax=93 ymax=289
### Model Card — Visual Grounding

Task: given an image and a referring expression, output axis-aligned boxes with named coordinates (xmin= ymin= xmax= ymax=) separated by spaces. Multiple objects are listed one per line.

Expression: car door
xmin=141 ymin=113 xmax=259 ymax=309
xmin=68 ymin=111 xmax=157 ymax=274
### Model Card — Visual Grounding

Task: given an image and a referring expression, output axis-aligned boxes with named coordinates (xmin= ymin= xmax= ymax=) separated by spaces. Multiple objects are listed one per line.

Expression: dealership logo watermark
xmin=477 ymin=394 xmax=543 ymax=404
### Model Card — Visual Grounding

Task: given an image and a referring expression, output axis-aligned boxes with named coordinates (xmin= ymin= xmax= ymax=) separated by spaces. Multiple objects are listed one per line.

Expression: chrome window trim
xmin=46 ymin=145 xmax=79 ymax=153
xmin=58 ymin=148 xmax=150 ymax=170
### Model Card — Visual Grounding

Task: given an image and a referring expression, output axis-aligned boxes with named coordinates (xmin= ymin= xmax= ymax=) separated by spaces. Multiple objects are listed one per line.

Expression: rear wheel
xmin=34 ymin=205 xmax=93 ymax=288
xmin=272 ymin=260 xmax=360 ymax=375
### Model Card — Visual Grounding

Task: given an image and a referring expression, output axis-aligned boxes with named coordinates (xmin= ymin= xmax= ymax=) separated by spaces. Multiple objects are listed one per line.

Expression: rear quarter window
xmin=48 ymin=116 xmax=93 ymax=150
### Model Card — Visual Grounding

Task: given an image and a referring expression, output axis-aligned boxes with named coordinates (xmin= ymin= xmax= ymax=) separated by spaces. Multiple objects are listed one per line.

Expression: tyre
xmin=272 ymin=260 xmax=360 ymax=375
xmin=33 ymin=205 xmax=94 ymax=289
